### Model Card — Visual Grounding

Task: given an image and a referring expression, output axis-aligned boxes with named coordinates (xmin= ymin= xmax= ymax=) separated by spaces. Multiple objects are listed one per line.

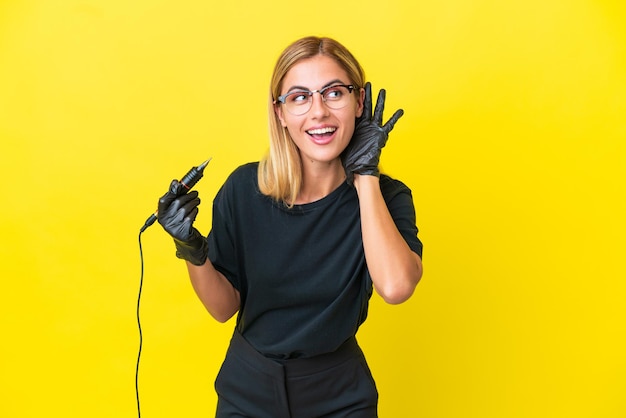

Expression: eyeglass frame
xmin=274 ymin=84 xmax=356 ymax=115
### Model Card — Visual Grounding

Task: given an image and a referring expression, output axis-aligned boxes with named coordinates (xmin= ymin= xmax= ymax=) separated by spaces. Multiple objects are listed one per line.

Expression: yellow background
xmin=1 ymin=0 xmax=624 ymax=417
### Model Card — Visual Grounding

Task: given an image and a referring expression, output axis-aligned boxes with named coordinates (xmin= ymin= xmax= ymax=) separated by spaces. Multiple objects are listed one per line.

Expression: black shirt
xmin=207 ymin=163 xmax=422 ymax=358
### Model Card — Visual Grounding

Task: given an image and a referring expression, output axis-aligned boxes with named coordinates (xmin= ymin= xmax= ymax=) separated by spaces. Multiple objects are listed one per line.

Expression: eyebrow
xmin=284 ymin=79 xmax=346 ymax=93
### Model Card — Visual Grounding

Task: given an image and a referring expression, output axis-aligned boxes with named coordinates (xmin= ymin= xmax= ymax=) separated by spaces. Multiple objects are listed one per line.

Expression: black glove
xmin=157 ymin=180 xmax=208 ymax=266
xmin=341 ymin=82 xmax=404 ymax=184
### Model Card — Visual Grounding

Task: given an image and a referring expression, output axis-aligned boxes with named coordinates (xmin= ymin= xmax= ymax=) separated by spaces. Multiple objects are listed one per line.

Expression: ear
xmin=275 ymin=103 xmax=287 ymax=127
xmin=355 ymin=87 xmax=365 ymax=118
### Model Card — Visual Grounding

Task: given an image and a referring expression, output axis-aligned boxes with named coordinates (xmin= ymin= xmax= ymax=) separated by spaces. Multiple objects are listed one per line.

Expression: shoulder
xmin=214 ymin=162 xmax=259 ymax=205
xmin=226 ymin=162 xmax=259 ymax=182
xmin=379 ymin=174 xmax=413 ymax=202
xmin=220 ymin=162 xmax=259 ymax=191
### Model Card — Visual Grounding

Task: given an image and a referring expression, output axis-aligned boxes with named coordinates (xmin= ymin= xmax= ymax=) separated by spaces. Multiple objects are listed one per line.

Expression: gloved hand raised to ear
xmin=341 ymin=82 xmax=404 ymax=184
xmin=157 ymin=180 xmax=208 ymax=266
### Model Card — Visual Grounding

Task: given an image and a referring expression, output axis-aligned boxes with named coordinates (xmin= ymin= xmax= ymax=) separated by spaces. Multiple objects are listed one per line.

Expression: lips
xmin=306 ymin=126 xmax=337 ymax=145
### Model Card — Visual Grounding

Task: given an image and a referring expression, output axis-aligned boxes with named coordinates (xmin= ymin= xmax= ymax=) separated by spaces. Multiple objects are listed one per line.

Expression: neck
xmin=295 ymin=159 xmax=346 ymax=204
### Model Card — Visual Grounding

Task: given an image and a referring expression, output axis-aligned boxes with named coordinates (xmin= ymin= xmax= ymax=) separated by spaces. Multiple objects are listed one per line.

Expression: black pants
xmin=214 ymin=331 xmax=378 ymax=418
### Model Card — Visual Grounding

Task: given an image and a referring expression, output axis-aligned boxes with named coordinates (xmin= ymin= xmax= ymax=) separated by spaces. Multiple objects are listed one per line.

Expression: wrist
xmin=352 ymin=173 xmax=379 ymax=194
xmin=174 ymin=230 xmax=208 ymax=266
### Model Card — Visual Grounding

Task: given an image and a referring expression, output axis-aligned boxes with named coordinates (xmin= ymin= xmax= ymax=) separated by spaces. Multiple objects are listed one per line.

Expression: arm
xmin=156 ymin=179 xmax=240 ymax=322
xmin=353 ymin=175 xmax=423 ymax=304
xmin=185 ymin=260 xmax=240 ymax=323
xmin=342 ymin=82 xmax=423 ymax=304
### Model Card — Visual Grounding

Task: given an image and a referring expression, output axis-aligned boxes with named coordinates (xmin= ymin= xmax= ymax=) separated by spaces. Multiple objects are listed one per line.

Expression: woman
xmin=157 ymin=36 xmax=423 ymax=418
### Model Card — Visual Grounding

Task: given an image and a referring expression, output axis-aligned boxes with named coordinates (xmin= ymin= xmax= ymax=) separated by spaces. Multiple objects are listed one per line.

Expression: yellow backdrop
xmin=1 ymin=0 xmax=624 ymax=417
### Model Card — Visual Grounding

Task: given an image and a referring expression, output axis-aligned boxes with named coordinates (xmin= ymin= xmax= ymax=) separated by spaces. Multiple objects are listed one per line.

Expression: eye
xmin=323 ymin=86 xmax=345 ymax=101
xmin=287 ymin=91 xmax=310 ymax=105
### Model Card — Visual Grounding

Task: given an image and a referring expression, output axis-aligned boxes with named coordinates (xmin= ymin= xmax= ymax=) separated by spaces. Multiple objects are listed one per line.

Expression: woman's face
xmin=275 ymin=55 xmax=364 ymax=167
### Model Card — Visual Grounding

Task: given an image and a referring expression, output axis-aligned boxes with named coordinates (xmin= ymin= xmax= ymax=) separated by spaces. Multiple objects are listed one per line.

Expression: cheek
xmin=282 ymin=117 xmax=300 ymax=136
xmin=343 ymin=110 xmax=358 ymax=136
xmin=344 ymin=125 xmax=356 ymax=142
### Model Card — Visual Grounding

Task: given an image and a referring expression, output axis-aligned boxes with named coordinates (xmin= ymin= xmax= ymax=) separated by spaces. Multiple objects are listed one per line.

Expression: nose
xmin=309 ymin=91 xmax=329 ymax=118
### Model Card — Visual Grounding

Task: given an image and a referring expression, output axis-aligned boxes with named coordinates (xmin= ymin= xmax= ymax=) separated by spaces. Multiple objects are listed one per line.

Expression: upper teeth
xmin=307 ymin=127 xmax=336 ymax=135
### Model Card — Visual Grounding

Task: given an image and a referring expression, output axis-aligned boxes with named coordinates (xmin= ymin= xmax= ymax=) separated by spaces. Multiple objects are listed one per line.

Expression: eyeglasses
xmin=275 ymin=84 xmax=356 ymax=116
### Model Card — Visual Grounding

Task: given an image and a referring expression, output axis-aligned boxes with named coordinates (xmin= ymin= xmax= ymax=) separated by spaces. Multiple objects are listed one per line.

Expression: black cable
xmin=134 ymin=158 xmax=210 ymax=416
xmin=136 ymin=231 xmax=145 ymax=418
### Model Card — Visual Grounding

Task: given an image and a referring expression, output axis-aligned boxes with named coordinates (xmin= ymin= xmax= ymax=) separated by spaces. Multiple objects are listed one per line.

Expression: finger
xmin=167 ymin=194 xmax=200 ymax=229
xmin=373 ymin=88 xmax=386 ymax=125
xmin=361 ymin=82 xmax=372 ymax=120
xmin=184 ymin=206 xmax=199 ymax=225
xmin=174 ymin=192 xmax=199 ymax=216
xmin=160 ymin=190 xmax=197 ymax=217
xmin=179 ymin=193 xmax=200 ymax=215
xmin=180 ymin=194 xmax=200 ymax=230
xmin=158 ymin=180 xmax=184 ymax=212
xmin=383 ymin=109 xmax=404 ymax=134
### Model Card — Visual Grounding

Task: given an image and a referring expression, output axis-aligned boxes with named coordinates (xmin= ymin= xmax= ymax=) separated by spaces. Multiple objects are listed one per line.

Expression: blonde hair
xmin=257 ymin=36 xmax=366 ymax=206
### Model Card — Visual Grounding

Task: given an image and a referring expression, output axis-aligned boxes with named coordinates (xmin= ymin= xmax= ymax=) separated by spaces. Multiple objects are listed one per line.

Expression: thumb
xmin=158 ymin=180 xmax=185 ymax=211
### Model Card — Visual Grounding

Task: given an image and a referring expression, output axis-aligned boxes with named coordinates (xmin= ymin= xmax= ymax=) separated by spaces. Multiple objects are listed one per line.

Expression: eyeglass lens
xmin=282 ymin=85 xmax=353 ymax=115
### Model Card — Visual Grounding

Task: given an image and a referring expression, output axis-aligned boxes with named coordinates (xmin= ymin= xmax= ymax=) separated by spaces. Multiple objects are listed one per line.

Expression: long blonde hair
xmin=257 ymin=36 xmax=366 ymax=206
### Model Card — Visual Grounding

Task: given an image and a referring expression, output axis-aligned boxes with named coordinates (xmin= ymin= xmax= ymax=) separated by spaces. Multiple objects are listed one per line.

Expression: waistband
xmin=227 ymin=331 xmax=364 ymax=379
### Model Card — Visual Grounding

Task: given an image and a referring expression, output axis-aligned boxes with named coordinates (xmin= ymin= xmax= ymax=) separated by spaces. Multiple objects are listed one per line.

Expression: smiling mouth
xmin=306 ymin=127 xmax=337 ymax=136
